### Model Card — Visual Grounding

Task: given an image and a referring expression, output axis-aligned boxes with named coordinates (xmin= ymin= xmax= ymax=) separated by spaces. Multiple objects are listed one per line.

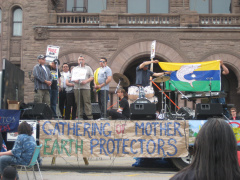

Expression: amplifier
xmin=21 ymin=103 xmax=52 ymax=120
xmin=130 ymin=98 xmax=156 ymax=120
xmin=195 ymin=103 xmax=223 ymax=120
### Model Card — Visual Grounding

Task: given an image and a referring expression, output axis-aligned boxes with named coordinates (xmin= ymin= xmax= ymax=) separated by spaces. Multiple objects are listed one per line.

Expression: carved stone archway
xmin=58 ymin=52 xmax=99 ymax=71
xmin=110 ymin=40 xmax=185 ymax=74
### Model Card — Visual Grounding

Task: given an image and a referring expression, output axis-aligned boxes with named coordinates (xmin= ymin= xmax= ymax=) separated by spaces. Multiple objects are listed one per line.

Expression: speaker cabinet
xmin=130 ymin=98 xmax=156 ymax=120
xmin=195 ymin=103 xmax=223 ymax=120
xmin=21 ymin=103 xmax=52 ymax=120
xmin=83 ymin=103 xmax=101 ymax=120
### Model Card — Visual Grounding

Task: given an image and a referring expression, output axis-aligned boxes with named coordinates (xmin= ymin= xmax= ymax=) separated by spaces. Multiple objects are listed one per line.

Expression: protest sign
xmin=40 ymin=120 xmax=189 ymax=158
xmin=7 ymin=120 xmax=37 ymax=141
xmin=0 ymin=110 xmax=20 ymax=132
xmin=71 ymin=68 xmax=87 ymax=81
xmin=45 ymin=45 xmax=60 ymax=62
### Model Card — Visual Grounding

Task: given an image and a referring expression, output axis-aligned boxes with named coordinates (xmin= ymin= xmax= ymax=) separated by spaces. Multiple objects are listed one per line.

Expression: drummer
xmin=136 ymin=60 xmax=171 ymax=87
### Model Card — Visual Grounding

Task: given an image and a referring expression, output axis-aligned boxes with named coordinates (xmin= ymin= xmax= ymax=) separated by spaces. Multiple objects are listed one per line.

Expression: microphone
xmin=79 ymin=61 xmax=82 ymax=67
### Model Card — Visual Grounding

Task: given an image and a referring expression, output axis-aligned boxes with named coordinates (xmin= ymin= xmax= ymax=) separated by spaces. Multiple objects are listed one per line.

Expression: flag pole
xmin=150 ymin=40 xmax=156 ymax=86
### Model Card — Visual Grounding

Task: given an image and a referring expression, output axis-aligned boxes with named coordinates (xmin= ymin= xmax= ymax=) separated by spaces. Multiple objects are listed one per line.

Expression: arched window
xmin=13 ymin=8 xmax=22 ymax=36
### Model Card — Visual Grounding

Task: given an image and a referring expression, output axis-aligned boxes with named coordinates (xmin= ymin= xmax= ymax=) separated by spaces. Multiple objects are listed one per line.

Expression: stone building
xmin=1 ymin=0 xmax=240 ymax=115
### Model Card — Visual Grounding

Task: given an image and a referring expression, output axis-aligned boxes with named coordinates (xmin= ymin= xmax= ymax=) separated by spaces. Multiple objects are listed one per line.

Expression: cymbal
xmin=113 ymin=73 xmax=130 ymax=87
xmin=153 ymin=76 xmax=170 ymax=83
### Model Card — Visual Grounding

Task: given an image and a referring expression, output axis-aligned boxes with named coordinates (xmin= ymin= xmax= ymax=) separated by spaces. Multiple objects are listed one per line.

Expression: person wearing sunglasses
xmin=230 ymin=107 xmax=240 ymax=120
xmin=94 ymin=57 xmax=112 ymax=119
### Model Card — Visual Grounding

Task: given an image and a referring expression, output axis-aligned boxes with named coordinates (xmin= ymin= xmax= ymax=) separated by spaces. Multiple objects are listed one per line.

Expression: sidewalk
xmin=17 ymin=157 xmax=177 ymax=180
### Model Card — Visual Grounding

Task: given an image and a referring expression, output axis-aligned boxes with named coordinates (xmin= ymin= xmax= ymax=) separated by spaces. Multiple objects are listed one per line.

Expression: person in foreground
xmin=0 ymin=122 xmax=36 ymax=175
xmin=1 ymin=166 xmax=17 ymax=180
xmin=170 ymin=118 xmax=240 ymax=180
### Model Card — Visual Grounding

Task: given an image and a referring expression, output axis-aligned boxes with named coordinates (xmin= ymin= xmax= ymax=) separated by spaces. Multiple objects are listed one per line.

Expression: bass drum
xmin=148 ymin=96 xmax=158 ymax=104
xmin=144 ymin=86 xmax=154 ymax=98
xmin=128 ymin=86 xmax=139 ymax=100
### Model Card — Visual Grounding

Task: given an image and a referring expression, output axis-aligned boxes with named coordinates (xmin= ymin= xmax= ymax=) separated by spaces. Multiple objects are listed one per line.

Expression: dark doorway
xmin=123 ymin=55 xmax=178 ymax=114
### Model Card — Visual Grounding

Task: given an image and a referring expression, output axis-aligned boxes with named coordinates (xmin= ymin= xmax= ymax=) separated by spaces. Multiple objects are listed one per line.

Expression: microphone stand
xmin=101 ymin=65 xmax=108 ymax=120
xmin=170 ymin=80 xmax=192 ymax=103
xmin=78 ymin=63 xmax=83 ymax=120
xmin=207 ymin=77 xmax=213 ymax=102
xmin=114 ymin=78 xmax=122 ymax=109
xmin=56 ymin=61 xmax=60 ymax=119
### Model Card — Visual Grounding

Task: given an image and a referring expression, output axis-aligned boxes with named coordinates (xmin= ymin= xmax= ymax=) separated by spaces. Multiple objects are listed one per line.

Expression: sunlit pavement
xmin=18 ymin=157 xmax=178 ymax=180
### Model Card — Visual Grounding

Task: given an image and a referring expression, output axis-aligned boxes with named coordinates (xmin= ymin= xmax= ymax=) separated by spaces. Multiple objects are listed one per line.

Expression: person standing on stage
xmin=59 ymin=63 xmax=70 ymax=118
xmin=94 ymin=57 xmax=112 ymax=118
xmin=65 ymin=66 xmax=77 ymax=120
xmin=230 ymin=107 xmax=240 ymax=120
xmin=47 ymin=59 xmax=61 ymax=118
xmin=136 ymin=60 xmax=171 ymax=87
xmin=108 ymin=88 xmax=130 ymax=120
xmin=33 ymin=55 xmax=52 ymax=106
xmin=211 ymin=60 xmax=229 ymax=118
xmin=71 ymin=56 xmax=94 ymax=119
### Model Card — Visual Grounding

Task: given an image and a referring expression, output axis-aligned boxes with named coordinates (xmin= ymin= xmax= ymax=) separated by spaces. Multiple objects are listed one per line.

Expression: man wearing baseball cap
xmin=33 ymin=55 xmax=53 ymax=106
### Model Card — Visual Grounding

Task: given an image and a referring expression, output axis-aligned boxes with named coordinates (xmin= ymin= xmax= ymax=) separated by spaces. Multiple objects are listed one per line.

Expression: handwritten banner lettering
xmin=40 ymin=120 xmax=189 ymax=158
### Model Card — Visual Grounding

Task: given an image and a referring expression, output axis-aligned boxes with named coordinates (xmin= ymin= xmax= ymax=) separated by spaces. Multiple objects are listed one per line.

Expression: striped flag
xmin=159 ymin=60 xmax=221 ymax=92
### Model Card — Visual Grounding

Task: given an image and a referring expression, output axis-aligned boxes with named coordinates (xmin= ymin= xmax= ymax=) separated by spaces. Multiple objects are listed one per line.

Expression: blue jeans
xmin=0 ymin=155 xmax=16 ymax=174
xmin=98 ymin=90 xmax=109 ymax=118
xmin=50 ymin=89 xmax=58 ymax=117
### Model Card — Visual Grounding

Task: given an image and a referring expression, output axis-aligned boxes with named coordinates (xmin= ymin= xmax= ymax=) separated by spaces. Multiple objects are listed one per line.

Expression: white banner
xmin=7 ymin=120 xmax=37 ymax=141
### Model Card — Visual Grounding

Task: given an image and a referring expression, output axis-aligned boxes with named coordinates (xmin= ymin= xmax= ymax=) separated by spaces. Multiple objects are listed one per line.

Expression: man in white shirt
xmin=71 ymin=56 xmax=94 ymax=119
xmin=59 ymin=63 xmax=70 ymax=117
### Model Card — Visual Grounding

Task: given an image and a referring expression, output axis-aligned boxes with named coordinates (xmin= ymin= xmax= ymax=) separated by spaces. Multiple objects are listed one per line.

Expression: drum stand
xmin=114 ymin=78 xmax=121 ymax=108
xmin=160 ymin=82 xmax=168 ymax=119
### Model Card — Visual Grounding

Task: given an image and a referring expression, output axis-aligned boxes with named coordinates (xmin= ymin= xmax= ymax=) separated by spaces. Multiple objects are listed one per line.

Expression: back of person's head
xmin=2 ymin=166 xmax=17 ymax=180
xmin=18 ymin=121 xmax=32 ymax=136
xmin=190 ymin=118 xmax=240 ymax=180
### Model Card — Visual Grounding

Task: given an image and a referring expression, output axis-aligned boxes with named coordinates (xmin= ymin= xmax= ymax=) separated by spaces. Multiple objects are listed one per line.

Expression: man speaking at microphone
xmin=70 ymin=56 xmax=94 ymax=120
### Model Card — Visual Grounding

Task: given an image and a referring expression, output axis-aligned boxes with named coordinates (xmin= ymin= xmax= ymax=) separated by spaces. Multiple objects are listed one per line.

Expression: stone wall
xmin=0 ymin=0 xmax=240 ymax=111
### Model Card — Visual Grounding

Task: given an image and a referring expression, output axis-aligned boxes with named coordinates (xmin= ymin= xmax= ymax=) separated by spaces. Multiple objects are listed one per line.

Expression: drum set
xmin=113 ymin=73 xmax=170 ymax=107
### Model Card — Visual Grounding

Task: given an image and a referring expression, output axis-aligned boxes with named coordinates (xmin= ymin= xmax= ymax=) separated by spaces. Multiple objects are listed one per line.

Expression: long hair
xmin=18 ymin=121 xmax=32 ymax=136
xmin=117 ymin=88 xmax=128 ymax=99
xmin=172 ymin=118 xmax=240 ymax=180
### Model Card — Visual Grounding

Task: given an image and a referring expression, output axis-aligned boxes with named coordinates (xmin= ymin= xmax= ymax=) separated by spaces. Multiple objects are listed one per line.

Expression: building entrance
xmin=123 ymin=56 xmax=177 ymax=116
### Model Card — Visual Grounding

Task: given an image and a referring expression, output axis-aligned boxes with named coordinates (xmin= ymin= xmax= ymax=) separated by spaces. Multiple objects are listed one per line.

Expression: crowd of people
xmin=32 ymin=55 xmax=240 ymax=120
xmin=33 ymin=55 xmax=114 ymax=120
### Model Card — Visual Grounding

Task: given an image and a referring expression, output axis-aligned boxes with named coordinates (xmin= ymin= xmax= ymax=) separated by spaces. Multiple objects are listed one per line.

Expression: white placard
xmin=71 ymin=68 xmax=87 ymax=81
xmin=45 ymin=45 xmax=60 ymax=62
xmin=7 ymin=120 xmax=37 ymax=141
xmin=150 ymin=40 xmax=156 ymax=59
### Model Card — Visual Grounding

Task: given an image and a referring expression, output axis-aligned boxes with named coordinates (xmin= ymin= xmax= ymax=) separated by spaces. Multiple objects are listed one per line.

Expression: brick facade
xmin=1 ymin=0 xmax=240 ymax=113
